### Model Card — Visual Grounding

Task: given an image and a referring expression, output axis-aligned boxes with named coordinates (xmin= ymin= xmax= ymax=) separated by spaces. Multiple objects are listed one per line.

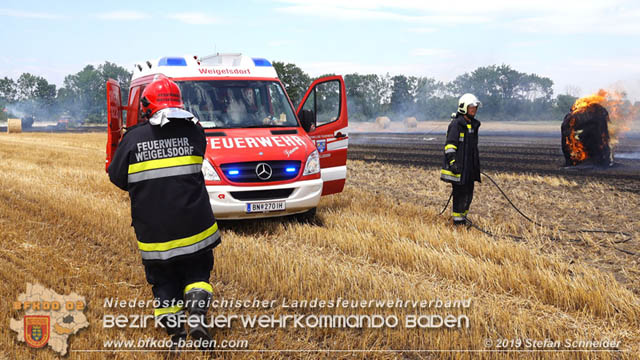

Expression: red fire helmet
xmin=140 ymin=77 xmax=185 ymax=119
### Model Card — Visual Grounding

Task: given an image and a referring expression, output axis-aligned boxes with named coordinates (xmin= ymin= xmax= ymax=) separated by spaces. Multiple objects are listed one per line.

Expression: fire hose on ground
xmin=439 ymin=171 xmax=635 ymax=256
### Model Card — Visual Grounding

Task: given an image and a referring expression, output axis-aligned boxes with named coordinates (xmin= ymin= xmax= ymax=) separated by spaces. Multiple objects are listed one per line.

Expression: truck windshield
xmin=175 ymin=80 xmax=298 ymax=129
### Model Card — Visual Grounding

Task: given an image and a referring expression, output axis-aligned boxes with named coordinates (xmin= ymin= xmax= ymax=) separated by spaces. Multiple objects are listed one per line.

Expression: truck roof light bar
xmin=158 ymin=57 xmax=187 ymax=66
xmin=252 ymin=58 xmax=272 ymax=67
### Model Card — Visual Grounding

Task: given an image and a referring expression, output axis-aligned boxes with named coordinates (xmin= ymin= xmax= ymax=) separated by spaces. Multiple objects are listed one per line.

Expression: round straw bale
xmin=375 ymin=116 xmax=391 ymax=129
xmin=404 ymin=117 xmax=418 ymax=128
xmin=7 ymin=118 xmax=22 ymax=133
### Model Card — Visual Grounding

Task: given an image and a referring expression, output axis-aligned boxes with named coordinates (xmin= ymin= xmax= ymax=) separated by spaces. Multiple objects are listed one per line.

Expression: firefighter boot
xmin=160 ymin=313 xmax=187 ymax=351
xmin=185 ymin=289 xmax=213 ymax=346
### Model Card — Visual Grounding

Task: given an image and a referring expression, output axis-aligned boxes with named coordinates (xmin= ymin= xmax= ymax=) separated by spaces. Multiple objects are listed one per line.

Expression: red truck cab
xmin=106 ymin=53 xmax=348 ymax=219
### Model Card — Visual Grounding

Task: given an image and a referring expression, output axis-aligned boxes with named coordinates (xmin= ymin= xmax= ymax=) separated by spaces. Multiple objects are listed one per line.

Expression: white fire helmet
xmin=458 ymin=93 xmax=482 ymax=115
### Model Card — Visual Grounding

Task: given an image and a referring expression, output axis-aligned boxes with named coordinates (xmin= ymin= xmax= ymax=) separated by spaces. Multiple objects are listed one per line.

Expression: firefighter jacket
xmin=440 ymin=113 xmax=481 ymax=184
xmin=108 ymin=120 xmax=220 ymax=263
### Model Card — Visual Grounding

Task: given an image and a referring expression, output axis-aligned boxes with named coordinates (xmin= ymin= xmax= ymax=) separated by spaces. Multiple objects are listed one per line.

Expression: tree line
xmin=1 ymin=60 xmax=636 ymax=124
xmin=273 ymin=62 xmax=590 ymax=122
xmin=0 ymin=62 xmax=130 ymax=124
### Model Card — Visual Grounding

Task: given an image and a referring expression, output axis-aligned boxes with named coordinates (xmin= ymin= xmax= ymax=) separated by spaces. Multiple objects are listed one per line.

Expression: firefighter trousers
xmin=452 ymin=181 xmax=474 ymax=223
xmin=143 ymin=249 xmax=214 ymax=319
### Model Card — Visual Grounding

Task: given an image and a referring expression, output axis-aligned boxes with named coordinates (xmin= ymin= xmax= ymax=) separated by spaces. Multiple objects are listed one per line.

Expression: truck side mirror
xmin=299 ymin=109 xmax=315 ymax=133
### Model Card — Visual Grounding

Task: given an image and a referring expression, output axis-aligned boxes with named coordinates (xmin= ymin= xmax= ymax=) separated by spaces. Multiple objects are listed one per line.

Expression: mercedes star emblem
xmin=255 ymin=163 xmax=273 ymax=180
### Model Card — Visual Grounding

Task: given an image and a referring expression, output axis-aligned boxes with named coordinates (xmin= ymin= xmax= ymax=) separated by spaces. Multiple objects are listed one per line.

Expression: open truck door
xmin=105 ymin=79 xmax=123 ymax=171
xmin=297 ymin=76 xmax=348 ymax=196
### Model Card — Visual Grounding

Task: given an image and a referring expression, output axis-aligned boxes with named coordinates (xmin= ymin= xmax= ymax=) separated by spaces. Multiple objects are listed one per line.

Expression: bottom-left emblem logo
xmin=24 ymin=315 xmax=50 ymax=348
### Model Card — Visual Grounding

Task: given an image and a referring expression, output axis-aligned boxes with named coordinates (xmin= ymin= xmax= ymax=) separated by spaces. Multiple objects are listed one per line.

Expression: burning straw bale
xmin=561 ymin=103 xmax=611 ymax=167
xmin=7 ymin=118 xmax=22 ymax=133
xmin=561 ymin=89 xmax=640 ymax=167
xmin=375 ymin=116 xmax=391 ymax=129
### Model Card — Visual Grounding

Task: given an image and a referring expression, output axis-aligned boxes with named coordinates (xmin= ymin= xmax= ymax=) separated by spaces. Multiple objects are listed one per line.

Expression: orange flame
xmin=565 ymin=118 xmax=587 ymax=164
xmin=571 ymin=89 xmax=637 ymax=148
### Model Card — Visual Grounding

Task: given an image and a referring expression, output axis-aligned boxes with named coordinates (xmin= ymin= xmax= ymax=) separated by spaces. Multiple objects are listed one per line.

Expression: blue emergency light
xmin=252 ymin=58 xmax=272 ymax=67
xmin=228 ymin=170 xmax=240 ymax=176
xmin=158 ymin=57 xmax=187 ymax=66
xmin=285 ymin=167 xmax=296 ymax=173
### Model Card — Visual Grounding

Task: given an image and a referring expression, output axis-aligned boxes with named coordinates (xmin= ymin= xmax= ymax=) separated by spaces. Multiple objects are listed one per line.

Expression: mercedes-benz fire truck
xmin=105 ymin=53 xmax=348 ymax=219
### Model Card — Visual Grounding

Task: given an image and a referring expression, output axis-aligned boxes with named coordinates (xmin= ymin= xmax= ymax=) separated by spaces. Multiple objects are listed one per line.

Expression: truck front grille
xmin=229 ymin=189 xmax=294 ymax=201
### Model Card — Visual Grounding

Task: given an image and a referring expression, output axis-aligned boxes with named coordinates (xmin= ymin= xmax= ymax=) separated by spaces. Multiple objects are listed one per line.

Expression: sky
xmin=1 ymin=0 xmax=640 ymax=101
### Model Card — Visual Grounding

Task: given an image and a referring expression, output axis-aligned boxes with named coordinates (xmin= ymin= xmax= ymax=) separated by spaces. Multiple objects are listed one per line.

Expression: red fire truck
xmin=106 ymin=53 xmax=348 ymax=219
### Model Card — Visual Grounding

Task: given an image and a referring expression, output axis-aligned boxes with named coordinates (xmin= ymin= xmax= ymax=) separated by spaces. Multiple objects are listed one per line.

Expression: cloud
xmin=510 ymin=12 xmax=640 ymax=36
xmin=0 ymin=8 xmax=63 ymax=19
xmin=96 ymin=11 xmax=148 ymax=21
xmin=508 ymin=40 xmax=547 ymax=48
xmin=274 ymin=1 xmax=491 ymax=23
xmin=409 ymin=48 xmax=453 ymax=57
xmin=167 ymin=12 xmax=219 ymax=25
xmin=275 ymin=0 xmax=618 ymax=15
xmin=267 ymin=40 xmax=293 ymax=47
xmin=568 ymin=57 xmax=640 ymax=72
xmin=407 ymin=27 xmax=438 ymax=34
xmin=274 ymin=0 xmax=636 ymax=33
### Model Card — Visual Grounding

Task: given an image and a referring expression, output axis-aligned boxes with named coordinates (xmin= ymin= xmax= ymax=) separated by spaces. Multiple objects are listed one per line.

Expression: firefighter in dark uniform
xmin=108 ymin=77 xmax=221 ymax=346
xmin=440 ymin=93 xmax=482 ymax=226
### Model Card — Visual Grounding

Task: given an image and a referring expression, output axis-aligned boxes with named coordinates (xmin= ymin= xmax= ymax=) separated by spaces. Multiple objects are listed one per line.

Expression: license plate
xmin=246 ymin=201 xmax=286 ymax=213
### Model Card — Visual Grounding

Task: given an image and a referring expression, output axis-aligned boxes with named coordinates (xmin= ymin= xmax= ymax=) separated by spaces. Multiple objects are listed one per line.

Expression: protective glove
xmin=449 ymin=160 xmax=461 ymax=174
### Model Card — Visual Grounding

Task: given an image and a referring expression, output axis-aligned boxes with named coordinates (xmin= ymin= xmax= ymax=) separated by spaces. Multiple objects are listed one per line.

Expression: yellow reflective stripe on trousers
xmin=184 ymin=281 xmax=213 ymax=295
xmin=128 ymin=155 xmax=203 ymax=174
xmin=138 ymin=223 xmax=219 ymax=261
xmin=154 ymin=305 xmax=183 ymax=317
xmin=452 ymin=211 xmax=466 ymax=221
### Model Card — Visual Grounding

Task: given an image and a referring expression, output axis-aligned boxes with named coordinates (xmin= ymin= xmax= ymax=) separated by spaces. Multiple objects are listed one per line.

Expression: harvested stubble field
xmin=0 ymin=132 xmax=639 ymax=359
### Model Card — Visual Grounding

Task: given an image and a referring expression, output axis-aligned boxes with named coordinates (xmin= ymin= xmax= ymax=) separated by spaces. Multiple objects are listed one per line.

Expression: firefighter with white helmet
xmin=440 ymin=93 xmax=482 ymax=226
xmin=108 ymin=77 xmax=221 ymax=348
